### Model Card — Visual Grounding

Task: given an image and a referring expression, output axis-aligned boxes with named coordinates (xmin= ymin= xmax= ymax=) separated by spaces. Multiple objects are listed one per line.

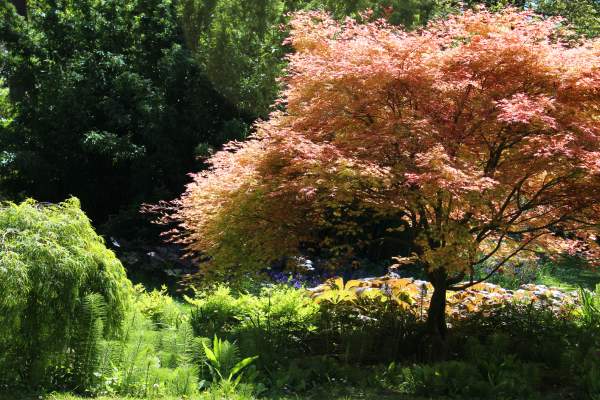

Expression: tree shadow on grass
xmin=538 ymin=255 xmax=600 ymax=291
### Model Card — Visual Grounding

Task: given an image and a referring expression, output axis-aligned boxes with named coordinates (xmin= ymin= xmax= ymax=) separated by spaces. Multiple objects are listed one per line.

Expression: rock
xmin=108 ymin=237 xmax=196 ymax=279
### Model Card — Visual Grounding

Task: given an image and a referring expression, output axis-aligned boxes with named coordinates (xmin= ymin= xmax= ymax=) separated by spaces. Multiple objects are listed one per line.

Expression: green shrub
xmin=464 ymin=334 xmax=542 ymax=399
xmin=578 ymin=286 xmax=600 ymax=399
xmin=579 ymin=284 xmax=600 ymax=330
xmin=0 ymin=198 xmax=131 ymax=390
xmin=186 ymin=283 xmax=427 ymax=391
xmin=187 ymin=285 xmax=242 ymax=338
xmin=201 ymin=382 xmax=258 ymax=400
xmin=269 ymin=355 xmax=374 ymax=392
xmin=95 ymin=303 xmax=199 ymax=397
xmin=387 ymin=357 xmax=540 ymax=399
xmin=187 ymin=285 xmax=319 ymax=364
xmin=581 ymin=349 xmax=600 ymax=399
xmin=316 ymin=295 xmax=421 ymax=363
xmin=201 ymin=335 xmax=258 ymax=391
xmin=451 ymin=300 xmax=579 ymax=367
xmin=570 ymin=285 xmax=600 ymax=399
xmin=134 ymin=284 xmax=187 ymax=328
xmin=69 ymin=294 xmax=109 ymax=391
xmin=395 ymin=361 xmax=488 ymax=398
xmin=235 ymin=286 xmax=319 ymax=362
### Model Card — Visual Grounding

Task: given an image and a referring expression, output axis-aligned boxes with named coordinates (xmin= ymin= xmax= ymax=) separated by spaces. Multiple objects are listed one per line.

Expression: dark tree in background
xmin=179 ymin=0 xmax=456 ymax=118
xmin=0 ymin=0 xmax=246 ymax=231
xmin=8 ymin=0 xmax=24 ymax=16
xmin=0 ymin=0 xmax=456 ymax=235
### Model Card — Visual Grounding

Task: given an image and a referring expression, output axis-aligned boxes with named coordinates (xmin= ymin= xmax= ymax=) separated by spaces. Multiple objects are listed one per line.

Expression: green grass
xmin=536 ymin=256 xmax=600 ymax=291
xmin=4 ymin=391 xmax=438 ymax=400
xmin=479 ymin=255 xmax=600 ymax=291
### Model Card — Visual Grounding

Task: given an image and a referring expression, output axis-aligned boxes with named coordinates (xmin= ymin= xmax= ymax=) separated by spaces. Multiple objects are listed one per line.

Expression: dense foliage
xmin=55 ymin=281 xmax=600 ymax=399
xmin=1 ymin=0 xmax=598 ymax=228
xmin=0 ymin=0 xmax=244 ymax=224
xmin=178 ymin=0 xmax=456 ymax=118
xmin=2 ymin=249 xmax=600 ymax=398
xmin=0 ymin=2 xmax=599 ymax=399
xmin=179 ymin=0 xmax=600 ymax=118
xmin=0 ymin=198 xmax=131 ymax=389
xmin=166 ymin=9 xmax=600 ymax=339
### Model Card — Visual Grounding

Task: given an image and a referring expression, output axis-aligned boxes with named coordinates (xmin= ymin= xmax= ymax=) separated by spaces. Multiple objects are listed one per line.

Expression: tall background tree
xmin=178 ymin=0 xmax=457 ymax=118
xmin=465 ymin=0 xmax=600 ymax=37
xmin=535 ymin=0 xmax=600 ymax=37
xmin=179 ymin=0 xmax=599 ymax=119
xmin=0 ymin=0 xmax=245 ymax=229
xmin=165 ymin=9 xmax=600 ymax=342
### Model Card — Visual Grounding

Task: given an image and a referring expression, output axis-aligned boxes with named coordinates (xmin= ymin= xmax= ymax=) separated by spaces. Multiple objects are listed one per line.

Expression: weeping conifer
xmin=0 ymin=198 xmax=131 ymax=389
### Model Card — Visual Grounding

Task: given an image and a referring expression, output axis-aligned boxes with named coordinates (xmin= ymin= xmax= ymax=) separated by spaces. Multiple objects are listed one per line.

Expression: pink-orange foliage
xmin=168 ymin=9 xmax=600 ymax=292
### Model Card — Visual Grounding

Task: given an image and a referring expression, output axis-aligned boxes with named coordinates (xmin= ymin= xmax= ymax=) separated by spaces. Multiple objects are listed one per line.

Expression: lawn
xmin=8 ymin=391 xmax=437 ymax=400
xmin=537 ymin=257 xmax=600 ymax=291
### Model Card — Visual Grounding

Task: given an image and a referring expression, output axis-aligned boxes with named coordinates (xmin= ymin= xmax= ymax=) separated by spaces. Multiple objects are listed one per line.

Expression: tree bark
xmin=427 ymin=277 xmax=447 ymax=339
xmin=423 ymin=268 xmax=449 ymax=360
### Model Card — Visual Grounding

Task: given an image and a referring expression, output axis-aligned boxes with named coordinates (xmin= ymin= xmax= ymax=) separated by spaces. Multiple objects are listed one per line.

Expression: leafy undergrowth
xmin=535 ymin=257 xmax=600 ymax=291
xmin=2 ymin=272 xmax=599 ymax=400
xmin=310 ymin=276 xmax=580 ymax=321
xmin=13 ymin=389 xmax=436 ymax=400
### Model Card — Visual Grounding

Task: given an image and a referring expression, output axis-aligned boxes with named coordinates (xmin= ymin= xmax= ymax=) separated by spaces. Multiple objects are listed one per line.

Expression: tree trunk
xmin=423 ymin=268 xmax=449 ymax=360
xmin=427 ymin=278 xmax=447 ymax=339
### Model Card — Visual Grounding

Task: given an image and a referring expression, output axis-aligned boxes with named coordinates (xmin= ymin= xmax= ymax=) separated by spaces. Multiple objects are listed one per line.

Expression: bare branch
xmin=450 ymin=232 xmax=546 ymax=291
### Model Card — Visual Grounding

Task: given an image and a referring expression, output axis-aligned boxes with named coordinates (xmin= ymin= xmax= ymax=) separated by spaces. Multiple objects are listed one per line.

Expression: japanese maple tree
xmin=166 ymin=8 xmax=600 ymax=339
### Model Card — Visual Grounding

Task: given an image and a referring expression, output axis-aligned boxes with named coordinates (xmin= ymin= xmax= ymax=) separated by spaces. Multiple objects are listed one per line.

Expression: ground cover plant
xmin=4 ymin=277 xmax=600 ymax=399
xmin=0 ymin=200 xmax=597 ymax=396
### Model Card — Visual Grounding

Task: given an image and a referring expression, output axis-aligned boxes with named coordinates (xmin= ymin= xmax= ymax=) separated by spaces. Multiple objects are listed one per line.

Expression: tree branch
xmin=449 ymin=232 xmax=546 ymax=291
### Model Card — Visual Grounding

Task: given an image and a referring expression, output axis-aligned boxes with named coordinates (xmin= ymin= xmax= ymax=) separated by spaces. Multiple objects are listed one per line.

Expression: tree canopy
xmin=0 ymin=0 xmax=245 ymax=224
xmin=178 ymin=0 xmax=456 ymax=118
xmin=166 ymin=9 xmax=600 ymax=337
xmin=179 ymin=0 xmax=599 ymax=118
xmin=1 ymin=0 xmax=598 ymax=230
